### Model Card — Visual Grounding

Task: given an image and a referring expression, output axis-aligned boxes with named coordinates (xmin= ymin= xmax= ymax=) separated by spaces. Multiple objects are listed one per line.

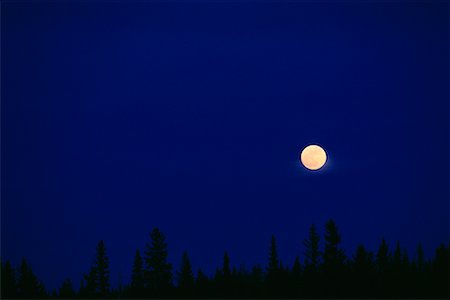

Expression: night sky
xmin=2 ymin=1 xmax=448 ymax=289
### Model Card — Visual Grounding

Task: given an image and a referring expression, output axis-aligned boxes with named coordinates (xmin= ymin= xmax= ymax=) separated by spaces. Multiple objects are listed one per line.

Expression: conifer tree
xmin=392 ymin=241 xmax=402 ymax=272
xmin=266 ymin=235 xmax=280 ymax=296
xmin=130 ymin=250 xmax=144 ymax=296
xmin=177 ymin=251 xmax=194 ymax=293
xmin=195 ymin=269 xmax=209 ymax=298
xmin=376 ymin=238 xmax=390 ymax=273
xmin=82 ymin=266 xmax=97 ymax=298
xmin=17 ymin=258 xmax=46 ymax=298
xmin=375 ymin=238 xmax=391 ymax=296
xmin=322 ymin=219 xmax=346 ymax=297
xmin=94 ymin=240 xmax=110 ymax=297
xmin=2 ymin=260 xmax=18 ymax=299
xmin=144 ymin=228 xmax=173 ymax=295
xmin=416 ymin=242 xmax=425 ymax=272
xmin=292 ymin=256 xmax=301 ymax=278
xmin=303 ymin=224 xmax=321 ymax=272
xmin=222 ymin=252 xmax=231 ymax=279
xmin=267 ymin=235 xmax=279 ymax=275
xmin=352 ymin=245 xmax=375 ymax=297
xmin=59 ymin=278 xmax=75 ymax=298
xmin=323 ymin=219 xmax=346 ymax=272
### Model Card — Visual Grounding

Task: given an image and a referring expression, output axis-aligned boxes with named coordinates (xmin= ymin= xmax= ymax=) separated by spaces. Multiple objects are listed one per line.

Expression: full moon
xmin=300 ymin=144 xmax=327 ymax=170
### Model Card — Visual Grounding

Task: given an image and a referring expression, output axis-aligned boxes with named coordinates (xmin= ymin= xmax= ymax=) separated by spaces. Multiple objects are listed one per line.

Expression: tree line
xmin=1 ymin=219 xmax=449 ymax=299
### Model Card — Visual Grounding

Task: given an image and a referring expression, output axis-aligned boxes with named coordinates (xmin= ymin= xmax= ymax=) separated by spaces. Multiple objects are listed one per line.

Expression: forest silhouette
xmin=1 ymin=219 xmax=449 ymax=299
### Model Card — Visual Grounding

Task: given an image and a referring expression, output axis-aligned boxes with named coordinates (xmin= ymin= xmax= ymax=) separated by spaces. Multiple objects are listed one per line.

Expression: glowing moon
xmin=300 ymin=145 xmax=327 ymax=170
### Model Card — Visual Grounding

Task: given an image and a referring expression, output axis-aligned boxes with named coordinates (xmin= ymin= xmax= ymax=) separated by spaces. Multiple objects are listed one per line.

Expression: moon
xmin=300 ymin=145 xmax=327 ymax=171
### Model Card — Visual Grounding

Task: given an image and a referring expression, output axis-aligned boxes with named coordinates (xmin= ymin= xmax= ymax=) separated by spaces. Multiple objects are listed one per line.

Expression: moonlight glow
xmin=300 ymin=145 xmax=327 ymax=170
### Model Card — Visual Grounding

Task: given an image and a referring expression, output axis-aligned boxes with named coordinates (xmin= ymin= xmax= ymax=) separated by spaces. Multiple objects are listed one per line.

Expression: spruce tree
xmin=266 ymin=235 xmax=280 ymax=296
xmin=375 ymin=238 xmax=391 ymax=296
xmin=303 ymin=224 xmax=321 ymax=272
xmin=267 ymin=235 xmax=279 ymax=275
xmin=195 ymin=269 xmax=209 ymax=298
xmin=177 ymin=251 xmax=194 ymax=294
xmin=59 ymin=278 xmax=75 ymax=298
xmin=17 ymin=258 xmax=46 ymax=298
xmin=2 ymin=260 xmax=18 ymax=298
xmin=82 ymin=266 xmax=98 ymax=298
xmin=352 ymin=245 xmax=375 ymax=297
xmin=222 ymin=252 xmax=231 ymax=279
xmin=376 ymin=238 xmax=390 ymax=273
xmin=392 ymin=241 xmax=402 ymax=273
xmin=322 ymin=219 xmax=346 ymax=297
xmin=416 ymin=242 xmax=425 ymax=272
xmin=323 ymin=219 xmax=346 ymax=272
xmin=131 ymin=250 xmax=145 ymax=297
xmin=292 ymin=256 xmax=301 ymax=278
xmin=95 ymin=240 xmax=110 ymax=297
xmin=144 ymin=228 xmax=173 ymax=296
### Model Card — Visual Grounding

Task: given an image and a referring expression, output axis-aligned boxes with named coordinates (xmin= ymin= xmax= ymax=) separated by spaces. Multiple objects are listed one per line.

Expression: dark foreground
xmin=2 ymin=219 xmax=449 ymax=299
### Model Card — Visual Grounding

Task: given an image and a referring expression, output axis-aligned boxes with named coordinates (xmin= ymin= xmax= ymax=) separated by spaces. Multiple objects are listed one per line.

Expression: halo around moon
xmin=300 ymin=144 xmax=327 ymax=171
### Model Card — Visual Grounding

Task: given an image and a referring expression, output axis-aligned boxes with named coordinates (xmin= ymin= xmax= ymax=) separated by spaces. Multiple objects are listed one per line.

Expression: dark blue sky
xmin=2 ymin=1 xmax=448 ymax=289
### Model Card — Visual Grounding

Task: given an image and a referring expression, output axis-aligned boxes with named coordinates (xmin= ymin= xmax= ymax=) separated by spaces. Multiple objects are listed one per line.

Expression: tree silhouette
xmin=267 ymin=235 xmax=279 ymax=275
xmin=416 ymin=242 xmax=425 ymax=273
xmin=375 ymin=238 xmax=390 ymax=296
xmin=80 ymin=240 xmax=110 ymax=298
xmin=95 ymin=240 xmax=110 ymax=297
xmin=195 ymin=269 xmax=210 ymax=298
xmin=1 ymin=260 xmax=18 ymax=299
xmin=2 ymin=222 xmax=449 ymax=299
xmin=176 ymin=251 xmax=194 ymax=297
xmin=351 ymin=244 xmax=375 ymax=297
xmin=17 ymin=258 xmax=46 ymax=298
xmin=144 ymin=228 xmax=173 ymax=297
xmin=303 ymin=224 xmax=321 ymax=271
xmin=322 ymin=219 xmax=346 ymax=297
xmin=81 ymin=264 xmax=97 ymax=298
xmin=130 ymin=250 xmax=144 ymax=297
xmin=58 ymin=278 xmax=75 ymax=299
xmin=292 ymin=256 xmax=301 ymax=279
xmin=431 ymin=243 xmax=449 ymax=298
xmin=376 ymin=238 xmax=390 ymax=273
xmin=266 ymin=235 xmax=280 ymax=297
xmin=302 ymin=224 xmax=321 ymax=297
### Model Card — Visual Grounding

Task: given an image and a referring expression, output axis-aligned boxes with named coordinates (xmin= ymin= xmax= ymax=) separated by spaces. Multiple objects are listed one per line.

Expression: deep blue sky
xmin=2 ymin=1 xmax=448 ymax=290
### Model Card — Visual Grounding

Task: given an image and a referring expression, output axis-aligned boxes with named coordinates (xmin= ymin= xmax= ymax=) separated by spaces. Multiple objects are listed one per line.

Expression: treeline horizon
xmin=1 ymin=219 xmax=449 ymax=299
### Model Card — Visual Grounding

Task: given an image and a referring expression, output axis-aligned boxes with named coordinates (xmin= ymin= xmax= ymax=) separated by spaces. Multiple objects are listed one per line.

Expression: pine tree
xmin=303 ymin=224 xmax=321 ymax=272
xmin=431 ymin=243 xmax=448 ymax=297
xmin=59 ymin=278 xmax=75 ymax=298
xmin=392 ymin=241 xmax=402 ymax=273
xmin=144 ymin=228 xmax=173 ymax=296
xmin=177 ymin=251 xmax=194 ymax=294
xmin=352 ymin=245 xmax=375 ymax=297
xmin=82 ymin=240 xmax=110 ymax=298
xmin=267 ymin=235 xmax=279 ymax=275
xmin=82 ymin=266 xmax=97 ymax=298
xmin=222 ymin=252 xmax=231 ymax=279
xmin=2 ymin=260 xmax=18 ymax=298
xmin=130 ymin=250 xmax=145 ymax=297
xmin=249 ymin=265 xmax=264 ymax=298
xmin=322 ymin=219 xmax=346 ymax=297
xmin=292 ymin=256 xmax=301 ymax=278
xmin=195 ymin=269 xmax=209 ymax=298
xmin=376 ymin=238 xmax=390 ymax=273
xmin=416 ymin=242 xmax=425 ymax=273
xmin=95 ymin=240 xmax=110 ymax=297
xmin=323 ymin=219 xmax=346 ymax=272
xmin=375 ymin=238 xmax=391 ymax=296
xmin=266 ymin=235 xmax=280 ymax=297
xmin=17 ymin=258 xmax=46 ymax=298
